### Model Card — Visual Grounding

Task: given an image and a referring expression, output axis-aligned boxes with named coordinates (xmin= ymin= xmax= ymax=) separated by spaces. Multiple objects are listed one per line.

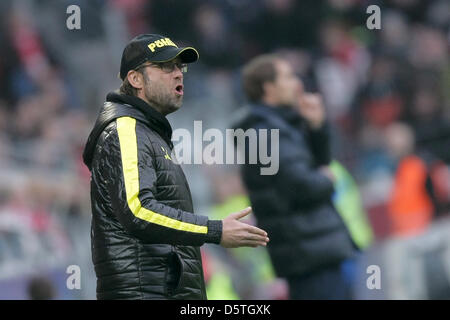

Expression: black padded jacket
xmin=233 ymin=104 xmax=356 ymax=277
xmin=83 ymin=92 xmax=222 ymax=299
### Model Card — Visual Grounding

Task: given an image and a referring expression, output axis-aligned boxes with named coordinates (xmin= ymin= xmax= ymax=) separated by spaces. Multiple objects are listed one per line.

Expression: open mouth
xmin=175 ymin=84 xmax=184 ymax=95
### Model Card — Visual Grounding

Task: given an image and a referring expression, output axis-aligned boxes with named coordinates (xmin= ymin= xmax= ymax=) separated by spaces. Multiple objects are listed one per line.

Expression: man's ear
xmin=127 ymin=70 xmax=144 ymax=90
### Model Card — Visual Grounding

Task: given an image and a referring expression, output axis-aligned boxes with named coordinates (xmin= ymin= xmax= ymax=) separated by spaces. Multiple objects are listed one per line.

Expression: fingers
xmin=231 ymin=206 xmax=252 ymax=220
xmin=236 ymin=219 xmax=268 ymax=237
xmin=300 ymin=94 xmax=324 ymax=113
xmin=244 ymin=233 xmax=270 ymax=243
xmin=240 ymin=240 xmax=268 ymax=248
xmin=302 ymin=93 xmax=322 ymax=106
xmin=221 ymin=207 xmax=271 ymax=249
xmin=246 ymin=224 xmax=267 ymax=237
xmin=221 ymin=237 xmax=267 ymax=249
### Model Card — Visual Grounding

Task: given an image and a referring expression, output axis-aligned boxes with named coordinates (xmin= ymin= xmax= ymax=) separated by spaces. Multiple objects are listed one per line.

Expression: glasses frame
xmin=135 ymin=61 xmax=188 ymax=73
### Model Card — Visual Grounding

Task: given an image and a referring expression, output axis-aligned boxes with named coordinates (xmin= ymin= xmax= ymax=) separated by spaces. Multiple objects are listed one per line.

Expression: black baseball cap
xmin=119 ymin=34 xmax=199 ymax=80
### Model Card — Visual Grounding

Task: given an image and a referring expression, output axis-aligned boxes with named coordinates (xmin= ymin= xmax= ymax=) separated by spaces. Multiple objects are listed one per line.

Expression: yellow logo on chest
xmin=161 ymin=146 xmax=172 ymax=161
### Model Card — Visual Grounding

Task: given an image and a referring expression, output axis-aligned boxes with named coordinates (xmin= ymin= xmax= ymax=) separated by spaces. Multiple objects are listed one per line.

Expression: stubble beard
xmin=143 ymin=73 xmax=182 ymax=115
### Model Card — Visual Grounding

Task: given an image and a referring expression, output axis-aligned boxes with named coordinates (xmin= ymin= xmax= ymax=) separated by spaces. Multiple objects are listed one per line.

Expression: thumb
xmin=231 ymin=207 xmax=252 ymax=220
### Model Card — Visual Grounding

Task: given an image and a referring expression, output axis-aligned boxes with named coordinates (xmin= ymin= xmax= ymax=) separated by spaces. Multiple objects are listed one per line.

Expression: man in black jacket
xmin=233 ymin=54 xmax=356 ymax=299
xmin=82 ymin=34 xmax=269 ymax=300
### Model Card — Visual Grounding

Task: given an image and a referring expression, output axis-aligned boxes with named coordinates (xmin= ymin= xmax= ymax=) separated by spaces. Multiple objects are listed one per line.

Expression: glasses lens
xmin=167 ymin=62 xmax=188 ymax=73
xmin=149 ymin=62 xmax=188 ymax=73
xmin=178 ymin=63 xmax=187 ymax=73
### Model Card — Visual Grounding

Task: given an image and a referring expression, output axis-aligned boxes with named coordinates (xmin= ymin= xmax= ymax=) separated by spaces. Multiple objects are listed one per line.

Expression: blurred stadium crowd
xmin=0 ymin=0 xmax=449 ymax=299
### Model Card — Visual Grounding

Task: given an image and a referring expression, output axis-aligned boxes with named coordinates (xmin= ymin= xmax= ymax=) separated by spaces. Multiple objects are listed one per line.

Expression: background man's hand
xmin=319 ymin=165 xmax=336 ymax=183
xmin=298 ymin=93 xmax=326 ymax=129
xmin=220 ymin=207 xmax=269 ymax=248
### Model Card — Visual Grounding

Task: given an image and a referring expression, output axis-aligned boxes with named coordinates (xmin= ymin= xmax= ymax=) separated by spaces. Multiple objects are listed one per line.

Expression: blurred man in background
xmin=233 ymin=54 xmax=356 ymax=299
xmin=82 ymin=34 xmax=269 ymax=300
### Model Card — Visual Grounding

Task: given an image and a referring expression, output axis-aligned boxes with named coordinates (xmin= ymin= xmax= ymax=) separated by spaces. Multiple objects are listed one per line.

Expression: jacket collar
xmin=251 ymin=103 xmax=305 ymax=127
xmin=83 ymin=92 xmax=174 ymax=170
xmin=106 ymin=92 xmax=173 ymax=141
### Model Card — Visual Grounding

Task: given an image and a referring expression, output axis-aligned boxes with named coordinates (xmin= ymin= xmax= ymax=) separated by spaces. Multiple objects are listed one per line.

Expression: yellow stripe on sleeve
xmin=116 ymin=117 xmax=208 ymax=234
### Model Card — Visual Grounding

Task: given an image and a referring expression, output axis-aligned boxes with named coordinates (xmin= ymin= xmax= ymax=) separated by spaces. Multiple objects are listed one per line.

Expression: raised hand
xmin=220 ymin=207 xmax=269 ymax=248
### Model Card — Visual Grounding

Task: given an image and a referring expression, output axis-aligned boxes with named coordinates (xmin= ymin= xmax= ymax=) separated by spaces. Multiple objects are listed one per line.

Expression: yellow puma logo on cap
xmin=148 ymin=38 xmax=178 ymax=52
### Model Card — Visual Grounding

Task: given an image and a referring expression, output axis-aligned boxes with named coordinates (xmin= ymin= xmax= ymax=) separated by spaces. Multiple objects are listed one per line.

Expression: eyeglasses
xmin=136 ymin=61 xmax=188 ymax=73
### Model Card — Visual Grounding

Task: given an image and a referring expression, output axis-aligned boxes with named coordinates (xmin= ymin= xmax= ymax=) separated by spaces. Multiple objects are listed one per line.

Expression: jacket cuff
xmin=205 ymin=220 xmax=223 ymax=244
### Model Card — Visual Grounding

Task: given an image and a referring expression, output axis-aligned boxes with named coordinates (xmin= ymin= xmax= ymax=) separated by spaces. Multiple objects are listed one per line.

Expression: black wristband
xmin=205 ymin=220 xmax=223 ymax=244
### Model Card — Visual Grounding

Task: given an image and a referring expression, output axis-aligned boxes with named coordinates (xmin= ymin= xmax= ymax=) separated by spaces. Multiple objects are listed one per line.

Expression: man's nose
xmin=173 ymin=67 xmax=183 ymax=79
